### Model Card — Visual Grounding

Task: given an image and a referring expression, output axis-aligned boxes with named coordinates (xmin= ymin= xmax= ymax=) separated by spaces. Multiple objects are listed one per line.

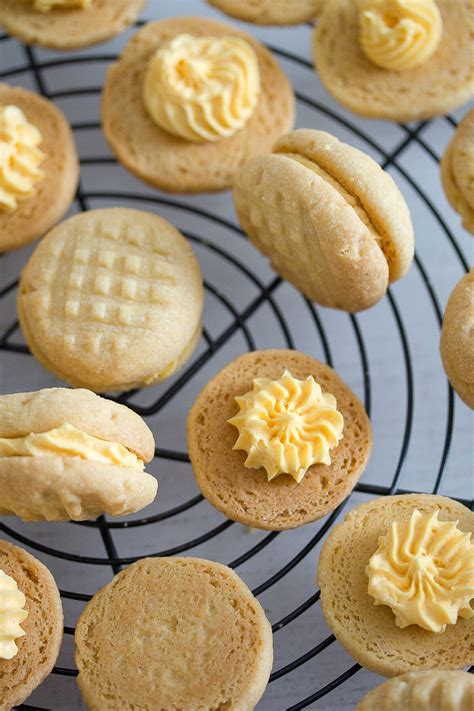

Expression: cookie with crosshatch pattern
xmin=0 ymin=0 xmax=146 ymax=51
xmin=0 ymin=539 xmax=63 ymax=711
xmin=17 ymin=208 xmax=204 ymax=393
xmin=187 ymin=349 xmax=372 ymax=530
xmin=0 ymin=84 xmax=79 ymax=254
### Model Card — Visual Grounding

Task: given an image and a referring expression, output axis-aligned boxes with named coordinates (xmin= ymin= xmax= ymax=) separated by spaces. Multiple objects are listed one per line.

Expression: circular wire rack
xmin=0 ymin=3 xmax=471 ymax=709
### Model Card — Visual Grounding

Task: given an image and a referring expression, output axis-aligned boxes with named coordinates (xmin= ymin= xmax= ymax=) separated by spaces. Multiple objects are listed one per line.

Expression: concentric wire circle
xmin=0 ymin=11 xmax=470 ymax=709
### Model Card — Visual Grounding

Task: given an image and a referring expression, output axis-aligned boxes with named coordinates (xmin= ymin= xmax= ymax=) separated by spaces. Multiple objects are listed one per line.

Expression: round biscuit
xmin=440 ymin=269 xmax=474 ymax=409
xmin=317 ymin=494 xmax=474 ymax=677
xmin=0 ymin=540 xmax=63 ymax=711
xmin=17 ymin=208 xmax=204 ymax=393
xmin=207 ymin=0 xmax=324 ymax=25
xmin=313 ymin=0 xmax=474 ymax=122
xmin=0 ymin=84 xmax=79 ymax=254
xmin=75 ymin=557 xmax=273 ymax=711
xmin=101 ymin=16 xmax=295 ymax=193
xmin=0 ymin=0 xmax=146 ymax=50
xmin=187 ymin=350 xmax=371 ymax=530
xmin=441 ymin=109 xmax=474 ymax=234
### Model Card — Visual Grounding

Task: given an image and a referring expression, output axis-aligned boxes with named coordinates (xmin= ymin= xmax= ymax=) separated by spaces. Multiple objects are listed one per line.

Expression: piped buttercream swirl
xmin=0 ymin=570 xmax=28 ymax=660
xmin=0 ymin=104 xmax=45 ymax=212
xmin=228 ymin=370 xmax=344 ymax=483
xmin=143 ymin=33 xmax=261 ymax=143
xmin=367 ymin=509 xmax=474 ymax=633
xmin=359 ymin=0 xmax=443 ymax=71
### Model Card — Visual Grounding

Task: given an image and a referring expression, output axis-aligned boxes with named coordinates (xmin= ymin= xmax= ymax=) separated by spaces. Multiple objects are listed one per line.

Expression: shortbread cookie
xmin=313 ymin=0 xmax=474 ymax=121
xmin=441 ymin=109 xmax=474 ymax=234
xmin=0 ymin=85 xmax=78 ymax=254
xmin=0 ymin=0 xmax=146 ymax=50
xmin=356 ymin=670 xmax=474 ymax=711
xmin=75 ymin=557 xmax=273 ymax=711
xmin=234 ymin=129 xmax=414 ymax=312
xmin=187 ymin=350 xmax=371 ymax=530
xmin=102 ymin=16 xmax=294 ymax=193
xmin=0 ymin=540 xmax=63 ymax=711
xmin=18 ymin=208 xmax=204 ymax=393
xmin=0 ymin=387 xmax=157 ymax=521
xmin=207 ymin=0 xmax=324 ymax=25
xmin=440 ymin=270 xmax=474 ymax=409
xmin=318 ymin=494 xmax=474 ymax=677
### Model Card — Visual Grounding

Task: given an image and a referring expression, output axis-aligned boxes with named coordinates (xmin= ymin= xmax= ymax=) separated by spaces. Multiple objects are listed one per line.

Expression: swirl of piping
xmin=359 ymin=0 xmax=443 ymax=71
xmin=143 ymin=33 xmax=261 ymax=143
xmin=227 ymin=370 xmax=344 ymax=483
xmin=0 ymin=570 xmax=28 ymax=660
xmin=367 ymin=509 xmax=474 ymax=632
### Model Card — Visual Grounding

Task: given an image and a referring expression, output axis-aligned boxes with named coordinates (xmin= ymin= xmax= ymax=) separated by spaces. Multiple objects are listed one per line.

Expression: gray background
xmin=0 ymin=1 xmax=472 ymax=709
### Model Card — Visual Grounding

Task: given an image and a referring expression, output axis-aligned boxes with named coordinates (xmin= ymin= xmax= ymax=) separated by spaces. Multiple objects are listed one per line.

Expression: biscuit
xmin=441 ymin=109 xmax=474 ymax=234
xmin=440 ymin=270 xmax=474 ymax=409
xmin=75 ymin=557 xmax=273 ymax=711
xmin=0 ymin=387 xmax=158 ymax=521
xmin=356 ymin=670 xmax=474 ymax=711
xmin=233 ymin=129 xmax=414 ymax=312
xmin=313 ymin=0 xmax=474 ymax=122
xmin=317 ymin=494 xmax=474 ymax=677
xmin=102 ymin=16 xmax=295 ymax=193
xmin=207 ymin=0 xmax=324 ymax=25
xmin=0 ymin=540 xmax=63 ymax=711
xmin=0 ymin=85 xmax=78 ymax=254
xmin=187 ymin=350 xmax=371 ymax=530
xmin=0 ymin=0 xmax=146 ymax=50
xmin=18 ymin=207 xmax=204 ymax=393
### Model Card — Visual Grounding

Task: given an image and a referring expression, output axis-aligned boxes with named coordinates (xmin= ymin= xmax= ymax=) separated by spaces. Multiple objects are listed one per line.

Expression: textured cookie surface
xmin=18 ymin=208 xmax=204 ymax=392
xmin=208 ymin=0 xmax=324 ymax=24
xmin=187 ymin=350 xmax=371 ymax=530
xmin=356 ymin=670 xmax=474 ymax=711
xmin=0 ymin=85 xmax=78 ymax=254
xmin=440 ymin=270 xmax=474 ymax=409
xmin=0 ymin=0 xmax=146 ymax=50
xmin=318 ymin=494 xmax=474 ymax=677
xmin=75 ymin=557 xmax=273 ymax=711
xmin=102 ymin=16 xmax=294 ymax=193
xmin=313 ymin=0 xmax=474 ymax=121
xmin=441 ymin=110 xmax=474 ymax=234
xmin=0 ymin=540 xmax=63 ymax=711
xmin=234 ymin=129 xmax=413 ymax=312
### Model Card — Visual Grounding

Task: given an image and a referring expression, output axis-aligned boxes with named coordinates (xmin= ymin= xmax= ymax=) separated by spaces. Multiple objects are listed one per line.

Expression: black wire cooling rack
xmin=0 ymin=4 xmax=471 ymax=709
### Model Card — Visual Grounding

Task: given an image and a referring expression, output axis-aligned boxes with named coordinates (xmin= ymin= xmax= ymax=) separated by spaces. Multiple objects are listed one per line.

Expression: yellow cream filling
xmin=228 ymin=370 xmax=344 ymax=483
xmin=26 ymin=0 xmax=92 ymax=11
xmin=359 ymin=0 xmax=443 ymax=71
xmin=143 ymin=33 xmax=261 ymax=143
xmin=367 ymin=509 xmax=474 ymax=633
xmin=0 ymin=570 xmax=28 ymax=661
xmin=0 ymin=423 xmax=144 ymax=471
xmin=0 ymin=104 xmax=45 ymax=212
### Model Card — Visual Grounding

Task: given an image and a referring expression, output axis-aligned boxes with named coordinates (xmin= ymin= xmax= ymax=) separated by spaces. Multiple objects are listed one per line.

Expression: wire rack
xmin=0 ymin=2 xmax=471 ymax=709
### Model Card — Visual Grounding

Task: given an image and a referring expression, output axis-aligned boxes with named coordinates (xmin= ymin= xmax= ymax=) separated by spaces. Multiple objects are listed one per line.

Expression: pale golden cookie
xmin=313 ymin=0 xmax=474 ymax=121
xmin=75 ymin=557 xmax=273 ymax=711
xmin=0 ymin=0 xmax=146 ymax=50
xmin=317 ymin=494 xmax=474 ymax=677
xmin=0 ymin=540 xmax=63 ymax=711
xmin=18 ymin=207 xmax=204 ymax=393
xmin=234 ymin=129 xmax=414 ymax=312
xmin=356 ymin=670 xmax=474 ymax=711
xmin=207 ymin=0 xmax=324 ymax=25
xmin=187 ymin=350 xmax=371 ymax=530
xmin=0 ymin=387 xmax=157 ymax=521
xmin=440 ymin=269 xmax=474 ymax=409
xmin=441 ymin=110 xmax=474 ymax=234
xmin=102 ymin=16 xmax=295 ymax=193
xmin=0 ymin=85 xmax=78 ymax=254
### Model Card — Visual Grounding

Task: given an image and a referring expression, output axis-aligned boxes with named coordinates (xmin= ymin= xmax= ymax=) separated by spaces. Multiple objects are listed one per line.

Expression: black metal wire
xmin=0 ymin=20 xmax=467 ymax=711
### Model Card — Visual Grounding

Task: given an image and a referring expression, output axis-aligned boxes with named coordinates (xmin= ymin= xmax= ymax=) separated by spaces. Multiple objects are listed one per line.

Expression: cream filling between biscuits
xmin=0 ymin=423 xmax=145 ymax=470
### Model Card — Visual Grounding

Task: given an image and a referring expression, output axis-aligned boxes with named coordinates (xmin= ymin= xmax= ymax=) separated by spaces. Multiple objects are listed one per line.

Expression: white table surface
xmin=0 ymin=1 xmax=472 ymax=709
